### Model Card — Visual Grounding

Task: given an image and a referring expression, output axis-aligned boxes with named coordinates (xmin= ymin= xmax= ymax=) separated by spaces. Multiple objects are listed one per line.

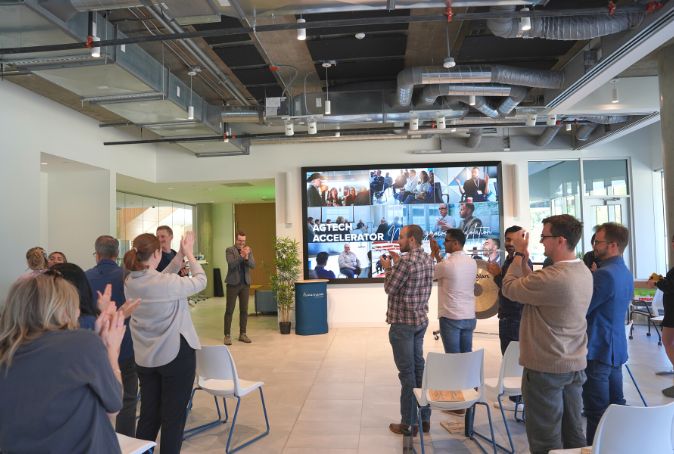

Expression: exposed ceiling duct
xmin=497 ymin=85 xmax=529 ymax=116
xmin=487 ymin=5 xmax=645 ymax=40
xmin=66 ymin=0 xmax=222 ymax=25
xmin=576 ymin=124 xmax=598 ymax=141
xmin=396 ymin=65 xmax=563 ymax=107
xmin=415 ymin=84 xmax=511 ymax=108
xmin=536 ymin=125 xmax=562 ymax=146
xmin=466 ymin=128 xmax=482 ymax=148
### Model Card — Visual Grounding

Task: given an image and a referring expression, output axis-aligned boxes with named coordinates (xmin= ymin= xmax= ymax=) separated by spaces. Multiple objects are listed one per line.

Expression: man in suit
xmin=224 ymin=230 xmax=255 ymax=345
xmin=582 ymin=222 xmax=633 ymax=444
xmin=307 ymin=172 xmax=324 ymax=207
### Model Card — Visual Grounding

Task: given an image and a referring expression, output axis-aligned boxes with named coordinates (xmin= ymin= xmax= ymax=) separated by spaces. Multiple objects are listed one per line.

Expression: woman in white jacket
xmin=124 ymin=231 xmax=206 ymax=454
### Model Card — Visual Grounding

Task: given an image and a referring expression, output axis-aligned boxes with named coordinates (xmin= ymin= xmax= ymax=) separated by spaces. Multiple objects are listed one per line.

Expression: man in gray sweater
xmin=502 ymin=214 xmax=593 ymax=454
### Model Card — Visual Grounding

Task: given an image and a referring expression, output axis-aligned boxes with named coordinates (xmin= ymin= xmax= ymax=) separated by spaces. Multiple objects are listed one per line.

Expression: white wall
xmin=0 ymin=80 xmax=159 ymax=297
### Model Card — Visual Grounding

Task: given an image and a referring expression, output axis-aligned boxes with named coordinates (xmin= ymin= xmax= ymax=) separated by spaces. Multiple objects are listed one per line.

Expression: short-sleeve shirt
xmin=0 ymin=329 xmax=122 ymax=454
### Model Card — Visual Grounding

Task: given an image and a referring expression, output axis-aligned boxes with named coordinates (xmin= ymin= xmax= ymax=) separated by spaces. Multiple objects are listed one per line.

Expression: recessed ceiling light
xmin=355 ymin=32 xmax=365 ymax=40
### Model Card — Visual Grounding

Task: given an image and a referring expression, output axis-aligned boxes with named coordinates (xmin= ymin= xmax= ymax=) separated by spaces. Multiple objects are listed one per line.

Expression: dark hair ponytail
xmin=123 ymin=233 xmax=160 ymax=271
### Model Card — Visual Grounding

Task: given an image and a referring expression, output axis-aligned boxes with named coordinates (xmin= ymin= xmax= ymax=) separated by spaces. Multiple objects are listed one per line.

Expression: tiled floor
xmin=177 ymin=297 xmax=674 ymax=453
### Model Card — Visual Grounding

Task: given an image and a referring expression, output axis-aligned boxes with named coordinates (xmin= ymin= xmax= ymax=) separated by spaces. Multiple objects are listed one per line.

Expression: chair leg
xmin=497 ymin=394 xmax=516 ymax=454
xmin=470 ymin=402 xmax=498 ymax=454
xmin=624 ymin=364 xmax=648 ymax=407
xmin=223 ymin=397 xmax=229 ymax=423
xmin=226 ymin=388 xmax=271 ymax=454
xmin=183 ymin=391 xmax=226 ymax=440
xmin=417 ymin=405 xmax=425 ymax=454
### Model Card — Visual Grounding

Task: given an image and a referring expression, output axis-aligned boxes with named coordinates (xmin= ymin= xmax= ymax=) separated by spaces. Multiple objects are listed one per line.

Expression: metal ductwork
xmin=576 ymin=124 xmax=598 ymax=141
xmin=567 ymin=115 xmax=630 ymax=124
xmin=415 ymin=84 xmax=511 ymax=108
xmin=466 ymin=129 xmax=482 ymax=148
xmin=462 ymin=96 xmax=500 ymax=119
xmin=66 ymin=0 xmax=221 ymax=25
xmin=396 ymin=65 xmax=563 ymax=107
xmin=221 ymin=107 xmax=266 ymax=124
xmin=536 ymin=125 xmax=562 ymax=146
xmin=497 ymin=85 xmax=529 ymax=117
xmin=487 ymin=5 xmax=645 ymax=40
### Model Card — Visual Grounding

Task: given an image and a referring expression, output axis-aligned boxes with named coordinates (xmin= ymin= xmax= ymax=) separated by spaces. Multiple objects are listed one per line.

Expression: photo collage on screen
xmin=304 ymin=164 xmax=501 ymax=281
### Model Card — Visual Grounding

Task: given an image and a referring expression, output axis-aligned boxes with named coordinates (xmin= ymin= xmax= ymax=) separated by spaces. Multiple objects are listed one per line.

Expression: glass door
xmin=582 ymin=197 xmax=631 ymax=271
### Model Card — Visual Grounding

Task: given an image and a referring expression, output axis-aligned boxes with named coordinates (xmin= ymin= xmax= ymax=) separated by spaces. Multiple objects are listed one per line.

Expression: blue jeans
xmin=582 ymin=360 xmax=625 ymax=445
xmin=439 ymin=317 xmax=477 ymax=353
xmin=389 ymin=323 xmax=431 ymax=426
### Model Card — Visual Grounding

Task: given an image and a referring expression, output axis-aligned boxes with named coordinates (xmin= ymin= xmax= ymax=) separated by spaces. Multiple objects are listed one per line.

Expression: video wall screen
xmin=302 ymin=162 xmax=503 ymax=283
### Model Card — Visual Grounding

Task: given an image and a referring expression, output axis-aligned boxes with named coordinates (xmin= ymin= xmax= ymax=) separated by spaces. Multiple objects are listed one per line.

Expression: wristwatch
xmin=514 ymin=252 xmax=526 ymax=258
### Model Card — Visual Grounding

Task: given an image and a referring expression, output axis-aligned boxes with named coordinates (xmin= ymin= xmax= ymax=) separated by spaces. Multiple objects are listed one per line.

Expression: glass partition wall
xmin=116 ymin=192 xmax=195 ymax=258
xmin=528 ymin=159 xmax=632 ymax=269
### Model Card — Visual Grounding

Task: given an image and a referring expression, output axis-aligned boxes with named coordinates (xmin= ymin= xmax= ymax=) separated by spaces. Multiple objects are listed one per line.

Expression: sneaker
xmin=224 ymin=335 xmax=232 ymax=345
xmin=389 ymin=423 xmax=418 ymax=436
xmin=239 ymin=333 xmax=252 ymax=343
xmin=663 ymin=385 xmax=674 ymax=398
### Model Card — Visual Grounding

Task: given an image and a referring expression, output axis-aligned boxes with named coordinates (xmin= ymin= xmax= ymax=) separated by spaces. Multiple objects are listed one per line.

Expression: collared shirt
xmin=436 ymin=214 xmax=455 ymax=232
xmin=85 ymin=258 xmax=134 ymax=363
xmin=338 ymin=251 xmax=360 ymax=270
xmin=404 ymin=175 xmax=419 ymax=192
xmin=434 ymin=251 xmax=477 ymax=320
xmin=385 ymin=247 xmax=434 ymax=325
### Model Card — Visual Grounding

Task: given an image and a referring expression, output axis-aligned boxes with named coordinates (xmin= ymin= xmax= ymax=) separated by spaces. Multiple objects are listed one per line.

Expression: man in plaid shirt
xmin=381 ymin=224 xmax=434 ymax=436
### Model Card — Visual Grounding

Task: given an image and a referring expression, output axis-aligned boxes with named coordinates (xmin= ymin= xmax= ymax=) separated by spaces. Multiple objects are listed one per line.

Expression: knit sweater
xmin=502 ymin=258 xmax=593 ymax=374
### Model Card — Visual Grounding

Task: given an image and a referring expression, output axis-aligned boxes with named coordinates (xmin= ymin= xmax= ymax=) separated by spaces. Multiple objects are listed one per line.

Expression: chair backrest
xmin=497 ymin=341 xmax=522 ymax=393
xmin=653 ymin=289 xmax=664 ymax=312
xmin=423 ymin=349 xmax=484 ymax=395
xmin=592 ymin=402 xmax=674 ymax=453
xmin=196 ymin=345 xmax=241 ymax=391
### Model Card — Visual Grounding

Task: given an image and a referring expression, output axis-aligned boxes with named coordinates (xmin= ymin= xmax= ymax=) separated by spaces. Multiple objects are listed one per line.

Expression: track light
xmin=308 ymin=119 xmax=317 ymax=135
xmin=409 ymin=117 xmax=419 ymax=131
xmin=436 ymin=116 xmax=446 ymax=129
xmin=565 ymin=123 xmax=573 ymax=132
xmin=443 ymin=24 xmax=456 ymax=69
xmin=468 ymin=95 xmax=476 ymax=106
xmin=526 ymin=114 xmax=537 ymax=127
xmin=546 ymin=115 xmax=557 ymax=126
xmin=285 ymin=121 xmax=294 ymax=136
xmin=520 ymin=7 xmax=532 ymax=32
xmin=611 ymin=80 xmax=619 ymax=104
xmin=297 ymin=18 xmax=306 ymax=41
xmin=91 ymin=20 xmax=101 ymax=58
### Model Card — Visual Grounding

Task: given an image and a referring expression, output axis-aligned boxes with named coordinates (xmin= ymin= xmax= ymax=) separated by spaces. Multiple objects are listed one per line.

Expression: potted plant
xmin=271 ymin=236 xmax=301 ymax=334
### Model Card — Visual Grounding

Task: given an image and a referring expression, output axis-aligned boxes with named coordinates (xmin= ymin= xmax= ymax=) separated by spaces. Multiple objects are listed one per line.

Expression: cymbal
xmin=474 ymin=259 xmax=499 ymax=319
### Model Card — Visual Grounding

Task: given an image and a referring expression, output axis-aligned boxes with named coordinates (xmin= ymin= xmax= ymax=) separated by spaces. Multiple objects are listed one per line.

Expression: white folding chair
xmin=183 ymin=345 xmax=270 ymax=454
xmin=550 ymin=402 xmax=674 ymax=454
xmin=484 ymin=341 xmax=523 ymax=453
xmin=623 ymin=322 xmax=647 ymax=406
xmin=116 ymin=433 xmax=156 ymax=454
xmin=414 ymin=349 xmax=497 ymax=454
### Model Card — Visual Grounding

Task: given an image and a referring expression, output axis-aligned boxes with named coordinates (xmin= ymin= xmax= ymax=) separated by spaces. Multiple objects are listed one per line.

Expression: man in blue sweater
xmin=582 ymin=222 xmax=633 ymax=445
xmin=86 ymin=235 xmax=137 ymax=437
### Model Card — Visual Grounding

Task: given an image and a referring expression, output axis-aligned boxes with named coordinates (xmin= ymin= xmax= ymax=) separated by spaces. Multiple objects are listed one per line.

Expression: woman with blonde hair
xmin=124 ymin=231 xmax=206 ymax=454
xmin=19 ymin=246 xmax=48 ymax=279
xmin=0 ymin=272 xmax=126 ymax=453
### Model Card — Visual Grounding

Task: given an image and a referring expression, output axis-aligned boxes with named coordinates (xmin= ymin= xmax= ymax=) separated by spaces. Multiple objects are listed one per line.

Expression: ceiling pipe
xmin=536 ymin=125 xmax=562 ymax=146
xmin=466 ymin=129 xmax=483 ymax=148
xmin=576 ymin=124 xmax=598 ymax=141
xmin=415 ymin=84 xmax=511 ymax=108
xmin=487 ymin=5 xmax=645 ymax=40
xmin=139 ymin=0 xmax=251 ymax=106
xmin=456 ymin=96 xmax=500 ymax=119
xmin=221 ymin=107 xmax=266 ymax=124
xmin=396 ymin=65 xmax=563 ymax=107
xmin=497 ymin=85 xmax=529 ymax=116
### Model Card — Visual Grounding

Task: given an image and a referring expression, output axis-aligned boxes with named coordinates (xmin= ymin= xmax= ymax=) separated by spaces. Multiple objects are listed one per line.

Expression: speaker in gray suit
xmin=224 ymin=231 xmax=255 ymax=345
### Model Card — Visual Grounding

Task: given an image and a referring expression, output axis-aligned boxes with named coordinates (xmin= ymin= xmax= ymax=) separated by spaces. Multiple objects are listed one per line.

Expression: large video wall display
xmin=302 ymin=162 xmax=503 ymax=283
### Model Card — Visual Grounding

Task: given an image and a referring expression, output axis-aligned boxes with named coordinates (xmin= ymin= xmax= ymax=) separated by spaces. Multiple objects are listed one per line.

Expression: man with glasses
xmin=382 ymin=225 xmax=434 ymax=437
xmin=582 ymin=223 xmax=632 ymax=444
xmin=502 ymin=215 xmax=593 ymax=454
xmin=435 ymin=204 xmax=455 ymax=235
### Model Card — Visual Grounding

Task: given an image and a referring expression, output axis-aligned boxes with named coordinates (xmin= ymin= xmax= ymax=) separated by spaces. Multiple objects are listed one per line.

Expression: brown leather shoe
xmin=389 ymin=423 xmax=418 ymax=436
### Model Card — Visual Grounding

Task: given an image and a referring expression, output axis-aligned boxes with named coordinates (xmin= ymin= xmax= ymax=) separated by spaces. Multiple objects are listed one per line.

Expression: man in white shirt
xmin=338 ymin=244 xmax=361 ymax=278
xmin=435 ymin=204 xmax=455 ymax=235
xmin=397 ymin=169 xmax=418 ymax=203
xmin=430 ymin=229 xmax=477 ymax=353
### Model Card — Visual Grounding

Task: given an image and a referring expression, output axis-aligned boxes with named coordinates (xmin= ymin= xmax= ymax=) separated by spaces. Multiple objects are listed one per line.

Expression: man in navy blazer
xmin=583 ymin=222 xmax=633 ymax=445
xmin=224 ymin=230 xmax=255 ymax=345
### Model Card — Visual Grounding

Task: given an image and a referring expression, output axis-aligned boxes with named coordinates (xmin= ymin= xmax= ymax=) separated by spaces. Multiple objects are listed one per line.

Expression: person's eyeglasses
xmin=591 ymin=239 xmax=610 ymax=245
xmin=540 ymin=235 xmax=560 ymax=240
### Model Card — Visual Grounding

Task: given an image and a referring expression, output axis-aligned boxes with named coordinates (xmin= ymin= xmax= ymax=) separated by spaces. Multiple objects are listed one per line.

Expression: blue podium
xmin=295 ymin=279 xmax=329 ymax=335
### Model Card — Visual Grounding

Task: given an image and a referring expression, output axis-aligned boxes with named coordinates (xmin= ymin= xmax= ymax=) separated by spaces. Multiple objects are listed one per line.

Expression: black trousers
xmin=225 ymin=283 xmax=250 ymax=335
xmin=115 ymin=356 xmax=139 ymax=437
xmin=136 ymin=336 xmax=196 ymax=454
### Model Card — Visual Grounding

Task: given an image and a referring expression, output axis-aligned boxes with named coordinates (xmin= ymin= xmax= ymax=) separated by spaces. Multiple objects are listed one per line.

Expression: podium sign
xmin=295 ymin=279 xmax=329 ymax=335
